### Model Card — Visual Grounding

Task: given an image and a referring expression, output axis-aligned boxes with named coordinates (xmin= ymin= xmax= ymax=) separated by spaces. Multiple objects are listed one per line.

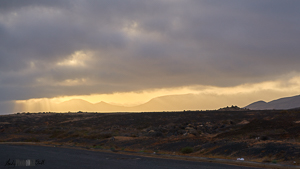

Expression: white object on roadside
xmin=237 ymin=158 xmax=244 ymax=161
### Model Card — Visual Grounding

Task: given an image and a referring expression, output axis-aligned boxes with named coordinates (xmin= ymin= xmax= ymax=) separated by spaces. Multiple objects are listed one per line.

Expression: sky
xmin=1 ymin=0 xmax=300 ymax=113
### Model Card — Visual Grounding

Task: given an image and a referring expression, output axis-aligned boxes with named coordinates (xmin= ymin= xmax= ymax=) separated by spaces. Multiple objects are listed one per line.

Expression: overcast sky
xmin=1 ymin=0 xmax=300 ymax=112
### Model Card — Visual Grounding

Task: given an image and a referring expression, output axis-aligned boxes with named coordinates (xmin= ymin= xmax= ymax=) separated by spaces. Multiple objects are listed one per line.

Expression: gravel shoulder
xmin=0 ymin=144 xmax=262 ymax=169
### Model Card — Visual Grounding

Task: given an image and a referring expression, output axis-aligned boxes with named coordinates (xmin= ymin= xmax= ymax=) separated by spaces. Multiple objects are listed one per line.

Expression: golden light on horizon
xmin=12 ymin=75 xmax=300 ymax=113
xmin=46 ymin=86 xmax=201 ymax=106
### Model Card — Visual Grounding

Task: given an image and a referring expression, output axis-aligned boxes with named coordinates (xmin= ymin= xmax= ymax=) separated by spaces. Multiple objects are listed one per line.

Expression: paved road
xmin=0 ymin=144 xmax=260 ymax=169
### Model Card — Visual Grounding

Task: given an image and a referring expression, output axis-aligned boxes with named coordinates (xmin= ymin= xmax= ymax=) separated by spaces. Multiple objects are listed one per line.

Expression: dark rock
xmin=260 ymin=136 xmax=269 ymax=141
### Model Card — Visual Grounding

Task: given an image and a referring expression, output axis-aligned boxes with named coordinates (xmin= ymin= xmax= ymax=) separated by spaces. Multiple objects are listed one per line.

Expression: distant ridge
xmin=94 ymin=101 xmax=128 ymax=112
xmin=245 ymin=95 xmax=300 ymax=110
xmin=49 ymin=94 xmax=204 ymax=112
xmin=56 ymin=99 xmax=127 ymax=112
xmin=13 ymin=94 xmax=300 ymax=113
xmin=244 ymin=101 xmax=267 ymax=110
xmin=132 ymin=94 xmax=204 ymax=111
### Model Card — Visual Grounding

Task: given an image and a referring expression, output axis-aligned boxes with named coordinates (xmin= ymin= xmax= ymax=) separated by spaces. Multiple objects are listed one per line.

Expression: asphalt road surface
xmin=0 ymin=144 xmax=261 ymax=169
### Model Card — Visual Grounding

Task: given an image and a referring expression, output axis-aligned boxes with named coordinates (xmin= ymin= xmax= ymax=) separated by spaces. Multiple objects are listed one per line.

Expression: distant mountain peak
xmin=255 ymin=100 xmax=267 ymax=103
xmin=95 ymin=101 xmax=110 ymax=105
xmin=245 ymin=95 xmax=300 ymax=110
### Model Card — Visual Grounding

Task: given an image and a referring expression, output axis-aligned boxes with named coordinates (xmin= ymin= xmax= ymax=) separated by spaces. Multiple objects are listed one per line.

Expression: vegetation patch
xmin=181 ymin=147 xmax=194 ymax=154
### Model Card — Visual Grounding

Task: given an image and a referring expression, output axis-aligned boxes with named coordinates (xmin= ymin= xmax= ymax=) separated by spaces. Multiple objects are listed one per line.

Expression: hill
xmin=245 ymin=94 xmax=300 ymax=110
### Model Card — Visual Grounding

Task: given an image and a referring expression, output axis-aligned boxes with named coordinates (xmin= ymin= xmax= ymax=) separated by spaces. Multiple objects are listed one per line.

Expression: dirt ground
xmin=1 ymin=109 xmax=300 ymax=166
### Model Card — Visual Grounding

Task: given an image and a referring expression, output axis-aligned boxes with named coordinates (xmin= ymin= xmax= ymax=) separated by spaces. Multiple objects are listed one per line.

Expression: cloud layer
xmin=1 ymin=0 xmax=300 ymax=102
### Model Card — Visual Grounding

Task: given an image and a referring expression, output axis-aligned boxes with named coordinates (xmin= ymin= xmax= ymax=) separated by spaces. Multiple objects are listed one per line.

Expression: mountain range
xmin=55 ymin=94 xmax=203 ymax=112
xmin=13 ymin=94 xmax=212 ymax=112
xmin=244 ymin=94 xmax=300 ymax=110
xmin=58 ymin=94 xmax=300 ymax=111
xmin=12 ymin=94 xmax=300 ymax=113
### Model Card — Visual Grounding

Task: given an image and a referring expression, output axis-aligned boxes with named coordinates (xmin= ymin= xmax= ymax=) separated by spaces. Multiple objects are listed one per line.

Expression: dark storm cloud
xmin=1 ymin=0 xmax=300 ymax=101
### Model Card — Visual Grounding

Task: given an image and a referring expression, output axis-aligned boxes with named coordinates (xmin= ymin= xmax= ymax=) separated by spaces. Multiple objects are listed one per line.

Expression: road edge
xmin=1 ymin=142 xmax=299 ymax=169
